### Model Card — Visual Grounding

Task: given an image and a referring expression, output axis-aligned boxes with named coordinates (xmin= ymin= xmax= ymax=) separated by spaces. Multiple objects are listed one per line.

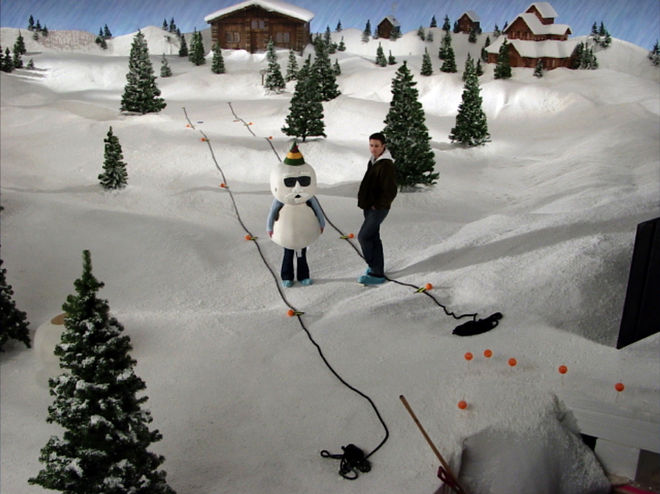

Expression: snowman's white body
xmin=272 ymin=203 xmax=321 ymax=250
xmin=269 ymin=159 xmax=322 ymax=250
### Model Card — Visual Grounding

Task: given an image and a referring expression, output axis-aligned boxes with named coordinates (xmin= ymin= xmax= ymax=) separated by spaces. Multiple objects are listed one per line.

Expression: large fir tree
xmin=0 ymin=256 xmax=31 ymax=351
xmin=189 ymin=29 xmax=205 ymax=65
xmin=281 ymin=57 xmax=326 ymax=141
xmin=120 ymin=31 xmax=166 ymax=114
xmin=29 ymin=250 xmax=175 ymax=494
xmin=494 ymin=40 xmax=512 ymax=79
xmin=383 ymin=62 xmax=438 ymax=188
xmin=99 ymin=126 xmax=128 ymax=190
xmin=449 ymin=54 xmax=490 ymax=146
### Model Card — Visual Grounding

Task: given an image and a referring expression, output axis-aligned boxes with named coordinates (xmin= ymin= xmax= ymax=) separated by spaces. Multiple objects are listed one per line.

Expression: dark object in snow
xmin=453 ymin=312 xmax=502 ymax=336
xmin=321 ymin=443 xmax=371 ymax=480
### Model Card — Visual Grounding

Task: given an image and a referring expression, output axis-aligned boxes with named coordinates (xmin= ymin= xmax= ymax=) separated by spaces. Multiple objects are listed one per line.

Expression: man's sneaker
xmin=300 ymin=278 xmax=313 ymax=286
xmin=282 ymin=280 xmax=294 ymax=288
xmin=358 ymin=274 xmax=386 ymax=285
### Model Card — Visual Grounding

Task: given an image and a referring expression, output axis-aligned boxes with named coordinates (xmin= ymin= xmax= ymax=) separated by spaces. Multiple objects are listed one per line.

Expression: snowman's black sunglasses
xmin=283 ymin=176 xmax=311 ymax=187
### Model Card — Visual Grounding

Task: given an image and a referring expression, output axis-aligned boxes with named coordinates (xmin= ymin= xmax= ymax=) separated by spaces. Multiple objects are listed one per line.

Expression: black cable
xmin=182 ymin=105 xmax=389 ymax=477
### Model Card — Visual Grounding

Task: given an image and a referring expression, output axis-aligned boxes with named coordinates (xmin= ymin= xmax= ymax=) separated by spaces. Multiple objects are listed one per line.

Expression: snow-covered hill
xmin=1 ymin=24 xmax=659 ymax=494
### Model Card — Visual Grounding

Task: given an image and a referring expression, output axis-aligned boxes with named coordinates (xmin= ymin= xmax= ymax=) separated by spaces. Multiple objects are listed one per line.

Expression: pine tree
xmin=333 ymin=58 xmax=341 ymax=76
xmin=265 ymin=38 xmax=285 ymax=93
xmin=120 ymin=31 xmax=166 ymax=114
xmin=468 ymin=26 xmax=478 ymax=43
xmin=439 ymin=30 xmax=451 ymax=59
xmin=28 ymin=250 xmax=175 ymax=494
xmin=383 ymin=62 xmax=438 ymax=188
xmin=417 ymin=26 xmax=426 ymax=41
xmin=388 ymin=50 xmax=397 ymax=65
xmin=534 ymin=59 xmax=544 ymax=77
xmin=598 ymin=22 xmax=611 ymax=48
xmin=421 ymin=48 xmax=433 ymax=75
xmin=440 ymin=42 xmax=457 ymax=73
xmin=362 ymin=20 xmax=371 ymax=42
xmin=462 ymin=53 xmax=474 ymax=81
xmin=430 ymin=15 xmax=437 ymax=28
xmin=324 ymin=26 xmax=332 ymax=46
xmin=389 ymin=25 xmax=401 ymax=40
xmin=2 ymin=47 xmax=14 ymax=72
xmin=282 ymin=58 xmax=326 ymax=142
xmin=426 ymin=30 xmax=434 ymax=43
xmin=337 ymin=36 xmax=346 ymax=51
xmin=103 ymin=24 xmax=112 ymax=38
xmin=442 ymin=15 xmax=451 ymax=32
xmin=0 ymin=256 xmax=31 ymax=351
xmin=285 ymin=49 xmax=298 ymax=81
xmin=648 ymin=40 xmax=660 ymax=66
xmin=494 ymin=40 xmax=512 ymax=79
xmin=375 ymin=43 xmax=387 ymax=66
xmin=449 ymin=54 xmax=489 ymax=147
xmin=211 ymin=44 xmax=225 ymax=74
xmin=12 ymin=48 xmax=23 ymax=69
xmin=312 ymin=37 xmax=340 ymax=100
xmin=481 ymin=36 xmax=491 ymax=61
xmin=169 ymin=18 xmax=177 ymax=33
xmin=14 ymin=31 xmax=26 ymax=55
xmin=27 ymin=58 xmax=35 ymax=69
xmin=162 ymin=19 xmax=168 ymax=31
xmin=178 ymin=35 xmax=188 ymax=57
xmin=336 ymin=20 xmax=342 ymax=32
xmin=189 ymin=29 xmax=205 ymax=65
xmin=28 ymin=15 xmax=35 ymax=31
xmin=98 ymin=126 xmax=128 ymax=190
xmin=160 ymin=54 xmax=172 ymax=77
xmin=475 ymin=58 xmax=483 ymax=76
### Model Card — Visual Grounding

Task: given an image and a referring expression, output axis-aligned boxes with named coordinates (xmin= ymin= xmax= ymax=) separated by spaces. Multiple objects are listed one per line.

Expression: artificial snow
xmin=1 ymin=23 xmax=659 ymax=494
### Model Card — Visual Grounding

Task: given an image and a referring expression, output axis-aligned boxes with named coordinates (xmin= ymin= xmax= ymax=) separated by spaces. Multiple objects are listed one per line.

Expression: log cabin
xmin=377 ymin=16 xmax=400 ymax=39
xmin=204 ymin=0 xmax=313 ymax=53
xmin=457 ymin=11 xmax=481 ymax=34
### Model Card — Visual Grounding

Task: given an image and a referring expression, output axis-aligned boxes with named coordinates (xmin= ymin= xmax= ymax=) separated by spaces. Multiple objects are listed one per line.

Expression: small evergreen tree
xmin=14 ymin=31 xmax=26 ymax=55
xmin=421 ymin=48 xmax=433 ymax=75
xmin=28 ymin=250 xmax=175 ymax=494
xmin=169 ymin=18 xmax=177 ymax=33
xmin=598 ymin=21 xmax=611 ymax=48
xmin=160 ymin=54 xmax=172 ymax=77
xmin=440 ymin=43 xmax=457 ymax=73
xmin=430 ymin=15 xmax=438 ymax=28
xmin=26 ymin=58 xmax=35 ymax=69
xmin=333 ymin=58 xmax=341 ymax=76
xmin=282 ymin=59 xmax=326 ymax=141
xmin=453 ymin=20 xmax=460 ymax=33
xmin=0 ymin=256 xmax=31 ymax=351
xmin=178 ymin=34 xmax=188 ymax=57
xmin=533 ymin=59 xmax=544 ymax=77
xmin=2 ymin=47 xmax=14 ymax=72
xmin=388 ymin=50 xmax=397 ymax=65
xmin=383 ymin=62 xmax=438 ymax=188
xmin=211 ymin=44 xmax=225 ymax=74
xmin=468 ymin=26 xmax=478 ymax=43
xmin=312 ymin=37 xmax=340 ymax=100
xmin=449 ymin=55 xmax=490 ymax=146
xmin=439 ymin=30 xmax=451 ymax=59
xmin=99 ymin=126 xmax=128 ymax=190
xmin=12 ymin=49 xmax=23 ymax=69
xmin=324 ymin=26 xmax=332 ymax=45
xmin=42 ymin=25 xmax=49 ymax=37
xmin=494 ymin=40 xmax=512 ymax=79
xmin=375 ymin=43 xmax=387 ymax=66
xmin=28 ymin=15 xmax=35 ymax=31
xmin=442 ymin=15 xmax=451 ymax=32
xmin=417 ymin=26 xmax=426 ymax=41
xmin=337 ymin=36 xmax=346 ymax=51
xmin=189 ymin=29 xmax=205 ymax=65
xmin=162 ymin=18 xmax=168 ymax=31
xmin=265 ymin=38 xmax=285 ymax=93
xmin=285 ymin=49 xmax=298 ymax=81
xmin=648 ymin=40 xmax=660 ymax=66
xmin=103 ymin=24 xmax=112 ymax=38
xmin=362 ymin=20 xmax=372 ymax=42
xmin=475 ymin=58 xmax=483 ymax=76
xmin=120 ymin=31 xmax=166 ymax=114
xmin=336 ymin=20 xmax=342 ymax=32
xmin=426 ymin=30 xmax=434 ymax=43
xmin=481 ymin=35 xmax=491 ymax=61
xmin=389 ymin=25 xmax=401 ymax=41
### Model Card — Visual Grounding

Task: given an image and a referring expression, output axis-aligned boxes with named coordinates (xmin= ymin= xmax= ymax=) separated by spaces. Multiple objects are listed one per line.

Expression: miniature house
xmin=457 ymin=11 xmax=481 ymax=34
xmin=377 ymin=16 xmax=400 ymax=39
xmin=204 ymin=0 xmax=313 ymax=53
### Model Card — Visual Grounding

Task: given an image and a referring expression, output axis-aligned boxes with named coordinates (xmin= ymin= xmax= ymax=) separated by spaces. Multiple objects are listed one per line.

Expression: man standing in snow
xmin=357 ymin=132 xmax=397 ymax=285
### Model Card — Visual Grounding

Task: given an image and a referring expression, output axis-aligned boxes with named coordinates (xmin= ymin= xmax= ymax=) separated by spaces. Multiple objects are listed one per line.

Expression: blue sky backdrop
xmin=1 ymin=0 xmax=658 ymax=49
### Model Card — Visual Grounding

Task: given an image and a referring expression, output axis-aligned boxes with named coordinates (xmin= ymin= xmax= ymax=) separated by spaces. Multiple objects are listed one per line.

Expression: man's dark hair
xmin=369 ymin=132 xmax=386 ymax=144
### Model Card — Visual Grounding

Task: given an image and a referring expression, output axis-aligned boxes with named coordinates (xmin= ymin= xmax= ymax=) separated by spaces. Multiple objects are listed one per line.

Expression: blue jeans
xmin=358 ymin=209 xmax=389 ymax=277
xmin=281 ymin=248 xmax=309 ymax=281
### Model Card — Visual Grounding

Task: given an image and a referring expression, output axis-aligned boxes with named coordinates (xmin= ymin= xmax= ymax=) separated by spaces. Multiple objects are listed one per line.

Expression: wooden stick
xmin=399 ymin=395 xmax=467 ymax=494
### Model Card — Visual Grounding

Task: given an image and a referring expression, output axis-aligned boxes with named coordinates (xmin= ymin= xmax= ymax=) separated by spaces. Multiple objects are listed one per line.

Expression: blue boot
xmin=300 ymin=278 xmax=313 ymax=286
xmin=358 ymin=274 xmax=386 ymax=285
xmin=282 ymin=280 xmax=294 ymax=288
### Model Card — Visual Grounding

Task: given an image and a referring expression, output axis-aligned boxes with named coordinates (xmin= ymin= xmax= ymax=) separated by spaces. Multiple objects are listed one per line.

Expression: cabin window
xmin=225 ymin=31 xmax=240 ymax=43
xmin=275 ymin=32 xmax=290 ymax=43
xmin=251 ymin=19 xmax=266 ymax=30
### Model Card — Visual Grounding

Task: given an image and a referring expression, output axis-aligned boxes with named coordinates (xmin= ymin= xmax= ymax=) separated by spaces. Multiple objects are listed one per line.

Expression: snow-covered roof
xmin=526 ymin=2 xmax=558 ymax=19
xmin=379 ymin=16 xmax=400 ymax=27
xmin=204 ymin=0 xmax=314 ymax=23
xmin=505 ymin=12 xmax=572 ymax=36
xmin=485 ymin=36 xmax=579 ymax=59
xmin=461 ymin=10 xmax=481 ymax=22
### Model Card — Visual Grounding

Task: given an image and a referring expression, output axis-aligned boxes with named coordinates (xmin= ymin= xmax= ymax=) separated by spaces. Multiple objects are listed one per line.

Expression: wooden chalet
xmin=457 ymin=11 xmax=481 ymax=34
xmin=486 ymin=2 xmax=575 ymax=70
xmin=377 ymin=16 xmax=400 ymax=39
xmin=204 ymin=0 xmax=313 ymax=53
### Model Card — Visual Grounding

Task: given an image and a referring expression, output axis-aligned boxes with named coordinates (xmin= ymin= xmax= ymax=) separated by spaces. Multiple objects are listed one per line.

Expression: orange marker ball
xmin=245 ymin=234 xmax=253 ymax=240
xmin=287 ymin=309 xmax=295 ymax=317
xmin=508 ymin=358 xmax=517 ymax=367
xmin=348 ymin=233 xmax=354 ymax=238
xmin=457 ymin=400 xmax=468 ymax=410
xmin=200 ymin=137 xmax=206 ymax=142
xmin=615 ymin=382 xmax=624 ymax=392
xmin=220 ymin=183 xmax=226 ymax=188
xmin=558 ymin=365 xmax=568 ymax=374
xmin=268 ymin=136 xmax=273 ymax=140
xmin=464 ymin=352 xmax=473 ymax=361
xmin=483 ymin=349 xmax=493 ymax=358
xmin=425 ymin=283 xmax=433 ymax=291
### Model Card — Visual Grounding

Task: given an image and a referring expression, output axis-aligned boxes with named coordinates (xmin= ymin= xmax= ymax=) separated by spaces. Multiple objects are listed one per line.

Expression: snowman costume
xmin=267 ymin=143 xmax=325 ymax=287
